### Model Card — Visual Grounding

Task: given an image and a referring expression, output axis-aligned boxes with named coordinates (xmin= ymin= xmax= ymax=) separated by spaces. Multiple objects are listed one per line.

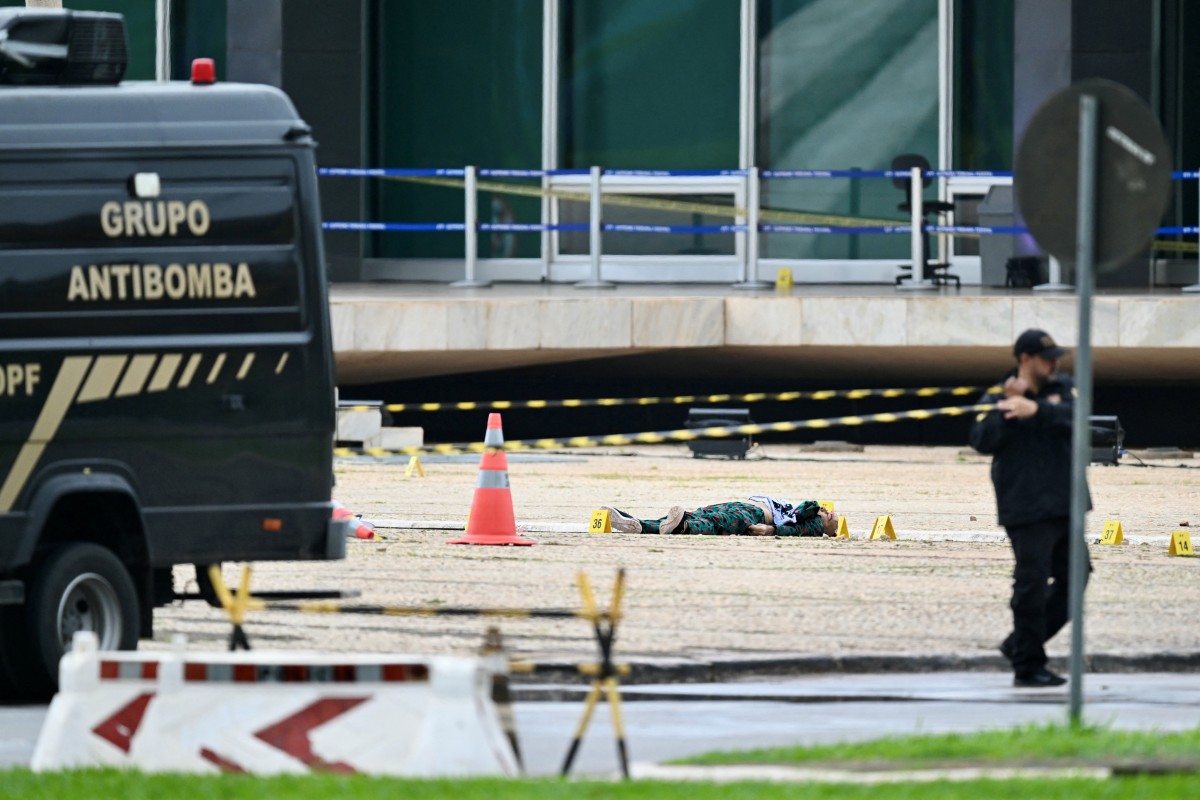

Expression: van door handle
xmin=221 ymin=394 xmax=245 ymax=412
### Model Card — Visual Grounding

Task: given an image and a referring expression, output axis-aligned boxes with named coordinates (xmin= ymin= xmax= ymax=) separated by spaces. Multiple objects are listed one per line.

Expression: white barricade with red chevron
xmin=32 ymin=632 xmax=520 ymax=776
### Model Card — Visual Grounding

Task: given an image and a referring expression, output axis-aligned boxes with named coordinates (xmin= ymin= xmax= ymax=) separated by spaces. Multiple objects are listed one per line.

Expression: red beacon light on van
xmin=191 ymin=58 xmax=215 ymax=85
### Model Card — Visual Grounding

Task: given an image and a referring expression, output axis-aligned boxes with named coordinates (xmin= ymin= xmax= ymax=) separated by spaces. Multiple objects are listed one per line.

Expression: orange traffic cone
xmin=448 ymin=414 xmax=535 ymax=546
xmin=332 ymin=499 xmax=376 ymax=540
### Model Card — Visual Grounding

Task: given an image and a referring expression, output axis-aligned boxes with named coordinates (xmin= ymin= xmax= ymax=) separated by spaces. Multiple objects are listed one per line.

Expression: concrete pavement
xmin=513 ymin=670 xmax=1200 ymax=778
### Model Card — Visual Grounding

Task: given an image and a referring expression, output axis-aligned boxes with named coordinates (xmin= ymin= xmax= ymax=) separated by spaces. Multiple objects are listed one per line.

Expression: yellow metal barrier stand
xmin=560 ymin=568 xmax=630 ymax=779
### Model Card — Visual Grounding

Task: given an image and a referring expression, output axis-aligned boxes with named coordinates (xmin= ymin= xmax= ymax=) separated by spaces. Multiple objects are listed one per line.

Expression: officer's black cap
xmin=1014 ymin=329 xmax=1066 ymax=359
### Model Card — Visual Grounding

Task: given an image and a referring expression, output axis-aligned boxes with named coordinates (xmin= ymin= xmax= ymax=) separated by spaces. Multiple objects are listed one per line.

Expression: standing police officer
xmin=970 ymin=329 xmax=1091 ymax=688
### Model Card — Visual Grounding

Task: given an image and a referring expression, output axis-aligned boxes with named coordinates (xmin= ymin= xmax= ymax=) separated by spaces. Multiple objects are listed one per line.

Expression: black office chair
xmin=892 ymin=154 xmax=959 ymax=288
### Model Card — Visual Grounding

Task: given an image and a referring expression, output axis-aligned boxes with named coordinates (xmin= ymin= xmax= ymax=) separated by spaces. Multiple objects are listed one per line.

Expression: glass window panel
xmin=1159 ymin=0 xmax=1198 ymax=259
xmin=558 ymin=195 xmax=735 ymax=256
xmin=372 ymin=1 xmax=543 ymax=258
xmin=170 ymin=0 xmax=227 ymax=81
xmin=954 ymin=0 xmax=1014 ymax=171
xmin=559 ymin=0 xmax=739 ymax=170
xmin=758 ymin=0 xmax=939 ymax=260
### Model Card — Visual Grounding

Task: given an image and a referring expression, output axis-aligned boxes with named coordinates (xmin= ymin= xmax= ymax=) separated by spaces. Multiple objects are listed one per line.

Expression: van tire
xmin=8 ymin=543 xmax=139 ymax=700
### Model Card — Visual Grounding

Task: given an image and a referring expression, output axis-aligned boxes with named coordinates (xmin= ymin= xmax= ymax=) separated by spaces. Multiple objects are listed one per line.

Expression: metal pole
xmin=1184 ymin=172 xmax=1200 ymax=293
xmin=539 ymin=0 xmax=558 ymax=282
xmin=898 ymin=166 xmax=936 ymax=290
xmin=733 ymin=166 xmax=770 ymax=289
xmin=576 ymin=166 xmax=614 ymax=288
xmin=451 ymin=166 xmax=491 ymax=288
xmin=1035 ymin=255 xmax=1073 ymax=291
xmin=155 ymin=0 xmax=171 ymax=81
xmin=1067 ymin=93 xmax=1098 ymax=726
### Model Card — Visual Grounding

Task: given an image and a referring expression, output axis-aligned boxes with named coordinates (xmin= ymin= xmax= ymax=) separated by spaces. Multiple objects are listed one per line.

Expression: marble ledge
xmin=329 ymin=294 xmax=1200 ymax=352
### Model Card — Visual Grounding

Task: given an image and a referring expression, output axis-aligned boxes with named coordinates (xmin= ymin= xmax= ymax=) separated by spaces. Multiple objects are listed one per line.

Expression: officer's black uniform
xmin=969 ymin=331 xmax=1091 ymax=684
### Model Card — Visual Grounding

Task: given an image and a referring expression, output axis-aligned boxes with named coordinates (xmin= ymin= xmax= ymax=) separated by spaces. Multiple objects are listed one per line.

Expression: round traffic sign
xmin=1015 ymin=79 xmax=1171 ymax=270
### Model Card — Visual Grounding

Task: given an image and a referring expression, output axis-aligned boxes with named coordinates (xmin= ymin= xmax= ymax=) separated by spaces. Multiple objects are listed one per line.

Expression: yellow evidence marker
xmin=835 ymin=515 xmax=851 ymax=539
xmin=869 ymin=515 xmax=897 ymax=540
xmin=1099 ymin=520 xmax=1123 ymax=545
xmin=590 ymin=509 xmax=612 ymax=534
xmin=1168 ymin=530 xmax=1194 ymax=556
xmin=818 ymin=500 xmax=835 ymax=513
xmin=775 ymin=267 xmax=793 ymax=293
xmin=405 ymin=455 xmax=425 ymax=477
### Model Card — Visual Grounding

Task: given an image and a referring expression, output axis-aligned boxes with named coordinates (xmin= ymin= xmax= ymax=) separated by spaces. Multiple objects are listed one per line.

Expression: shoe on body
xmin=661 ymin=505 xmax=688 ymax=535
xmin=1013 ymin=667 xmax=1066 ymax=688
xmin=601 ymin=506 xmax=641 ymax=533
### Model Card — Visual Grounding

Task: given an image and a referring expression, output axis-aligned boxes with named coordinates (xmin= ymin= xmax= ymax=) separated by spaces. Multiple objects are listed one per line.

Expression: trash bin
xmin=979 ymin=185 xmax=1018 ymax=287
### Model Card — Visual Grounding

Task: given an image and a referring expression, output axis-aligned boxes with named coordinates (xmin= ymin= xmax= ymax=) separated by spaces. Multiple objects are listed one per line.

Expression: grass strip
xmin=675 ymin=721 xmax=1200 ymax=768
xmin=1 ymin=770 xmax=1199 ymax=800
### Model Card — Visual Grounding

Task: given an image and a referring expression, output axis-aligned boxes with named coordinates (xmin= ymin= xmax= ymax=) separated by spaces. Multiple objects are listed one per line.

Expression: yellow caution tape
xmin=1151 ymin=239 xmax=1200 ymax=254
xmin=393 ymin=174 xmax=906 ymax=229
xmin=334 ymin=402 xmax=998 ymax=458
xmin=343 ymin=384 xmax=990 ymax=415
xmin=386 ymin=174 xmax=1200 ymax=249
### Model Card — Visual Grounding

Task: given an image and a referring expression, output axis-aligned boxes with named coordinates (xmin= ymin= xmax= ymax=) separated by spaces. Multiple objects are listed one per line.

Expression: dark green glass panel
xmin=559 ymin=0 xmax=739 ymax=170
xmin=169 ymin=0 xmax=226 ymax=81
xmin=372 ymin=0 xmax=543 ymax=259
xmin=954 ymin=0 xmax=1013 ymax=171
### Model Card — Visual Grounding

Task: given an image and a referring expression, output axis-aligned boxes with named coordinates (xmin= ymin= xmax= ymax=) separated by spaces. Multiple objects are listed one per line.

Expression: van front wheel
xmin=11 ymin=543 xmax=139 ymax=699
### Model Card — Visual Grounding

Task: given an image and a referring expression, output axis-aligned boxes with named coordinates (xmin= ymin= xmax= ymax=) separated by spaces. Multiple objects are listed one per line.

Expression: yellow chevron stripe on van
xmin=148 ymin=354 xmax=183 ymax=392
xmin=76 ymin=354 xmax=127 ymax=403
xmin=207 ymin=353 xmax=226 ymax=384
xmin=0 ymin=357 xmax=92 ymax=513
xmin=236 ymin=353 xmax=255 ymax=380
xmin=179 ymin=353 xmax=202 ymax=387
xmin=116 ymin=354 xmax=156 ymax=396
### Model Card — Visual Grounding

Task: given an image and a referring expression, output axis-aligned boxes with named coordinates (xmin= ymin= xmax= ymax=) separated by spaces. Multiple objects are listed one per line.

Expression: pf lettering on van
xmin=0 ymin=363 xmax=40 ymax=396
xmin=67 ymin=263 xmax=257 ymax=301
xmin=100 ymin=199 xmax=211 ymax=237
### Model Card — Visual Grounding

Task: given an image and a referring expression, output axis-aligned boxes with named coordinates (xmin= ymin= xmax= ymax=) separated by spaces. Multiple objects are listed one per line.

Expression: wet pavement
xmin=513 ymin=671 xmax=1200 ymax=777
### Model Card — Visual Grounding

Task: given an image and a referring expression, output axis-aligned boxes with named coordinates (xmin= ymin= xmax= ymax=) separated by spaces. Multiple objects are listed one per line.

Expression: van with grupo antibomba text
xmin=0 ymin=8 xmax=348 ymax=700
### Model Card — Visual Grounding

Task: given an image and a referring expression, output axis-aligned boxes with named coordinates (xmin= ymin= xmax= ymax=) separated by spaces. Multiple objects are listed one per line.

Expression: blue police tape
xmin=320 ymin=166 xmax=1200 ymax=183
xmin=602 ymin=169 xmax=747 ymax=178
xmin=927 ymin=225 xmax=1028 ymax=235
xmin=323 ymin=222 xmax=466 ymax=232
xmin=319 ymin=167 xmax=465 ymax=178
xmin=479 ymin=223 xmax=588 ymax=232
xmin=328 ymin=220 xmax=1200 ymax=239
xmin=605 ymin=224 xmax=745 ymax=234
xmin=760 ymin=224 xmax=908 ymax=234
xmin=764 ymin=170 xmax=892 ymax=179
xmin=479 ymin=169 xmax=592 ymax=178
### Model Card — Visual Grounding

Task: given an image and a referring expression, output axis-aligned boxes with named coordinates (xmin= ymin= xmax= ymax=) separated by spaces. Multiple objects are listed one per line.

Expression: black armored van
xmin=0 ymin=9 xmax=345 ymax=698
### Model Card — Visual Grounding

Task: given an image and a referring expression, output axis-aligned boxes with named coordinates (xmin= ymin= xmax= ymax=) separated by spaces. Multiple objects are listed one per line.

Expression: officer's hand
xmin=747 ymin=523 xmax=775 ymax=536
xmin=1003 ymin=376 xmax=1029 ymax=397
xmin=998 ymin=395 xmax=1038 ymax=420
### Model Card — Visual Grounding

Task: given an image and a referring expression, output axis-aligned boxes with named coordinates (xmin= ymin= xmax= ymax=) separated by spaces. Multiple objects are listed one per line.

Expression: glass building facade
xmin=4 ymin=0 xmax=1195 ymax=283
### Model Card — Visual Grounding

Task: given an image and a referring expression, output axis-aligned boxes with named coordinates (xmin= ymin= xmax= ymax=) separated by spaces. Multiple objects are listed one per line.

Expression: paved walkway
xmin=5 ymin=671 xmax=1196 ymax=778
xmin=513 ymin=671 xmax=1200 ymax=778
